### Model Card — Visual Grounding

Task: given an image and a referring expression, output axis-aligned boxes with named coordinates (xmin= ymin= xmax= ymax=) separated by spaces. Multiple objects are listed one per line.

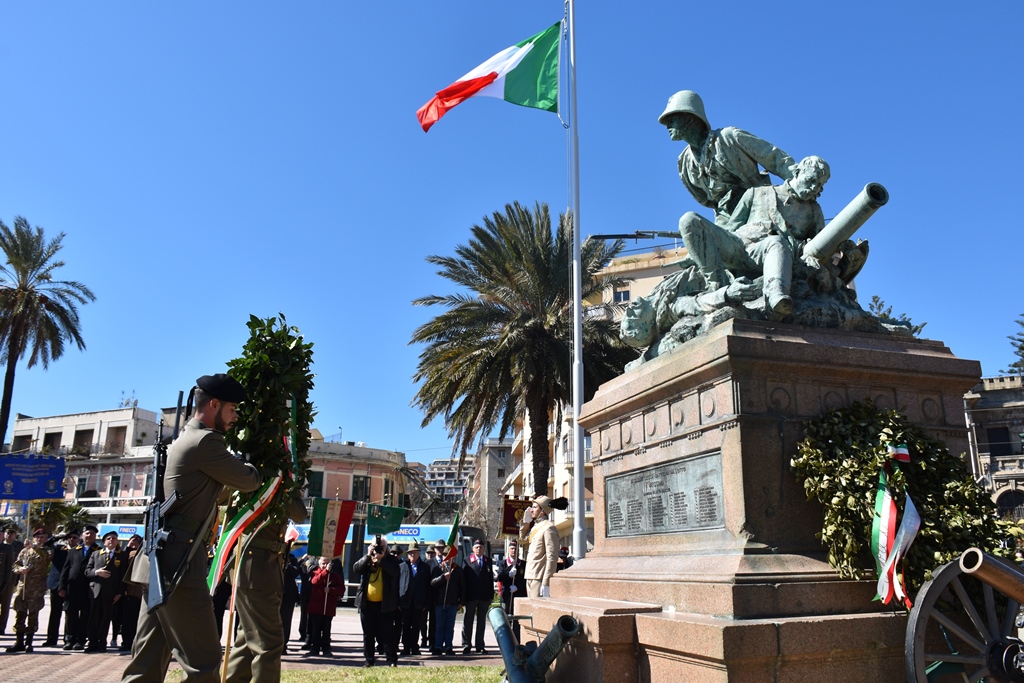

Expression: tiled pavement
xmin=0 ymin=598 xmax=504 ymax=682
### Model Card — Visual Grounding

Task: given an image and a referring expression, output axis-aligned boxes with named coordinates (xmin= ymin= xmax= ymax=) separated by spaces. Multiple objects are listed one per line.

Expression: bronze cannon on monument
xmin=906 ymin=548 xmax=1024 ymax=682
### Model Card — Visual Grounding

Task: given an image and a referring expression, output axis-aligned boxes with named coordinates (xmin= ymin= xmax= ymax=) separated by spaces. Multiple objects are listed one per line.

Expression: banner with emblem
xmin=501 ymin=497 xmax=532 ymax=535
xmin=307 ymin=498 xmax=357 ymax=559
xmin=0 ymin=453 xmax=65 ymax=501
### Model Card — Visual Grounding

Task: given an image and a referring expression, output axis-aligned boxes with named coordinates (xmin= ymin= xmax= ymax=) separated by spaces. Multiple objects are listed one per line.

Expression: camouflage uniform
xmin=9 ymin=544 xmax=53 ymax=651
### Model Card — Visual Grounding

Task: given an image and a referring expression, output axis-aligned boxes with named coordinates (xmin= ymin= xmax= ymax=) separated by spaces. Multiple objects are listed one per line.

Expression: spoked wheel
xmin=906 ymin=558 xmax=1024 ymax=682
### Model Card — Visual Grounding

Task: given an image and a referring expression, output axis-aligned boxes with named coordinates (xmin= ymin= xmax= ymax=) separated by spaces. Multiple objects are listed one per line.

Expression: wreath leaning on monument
xmin=791 ymin=400 xmax=1023 ymax=599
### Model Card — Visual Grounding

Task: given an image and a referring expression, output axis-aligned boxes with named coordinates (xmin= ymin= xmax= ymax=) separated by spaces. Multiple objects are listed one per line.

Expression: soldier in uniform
xmin=224 ymin=495 xmax=308 ymax=683
xmin=121 ymin=374 xmax=262 ymax=683
xmin=5 ymin=528 xmax=52 ymax=653
xmin=85 ymin=530 xmax=126 ymax=652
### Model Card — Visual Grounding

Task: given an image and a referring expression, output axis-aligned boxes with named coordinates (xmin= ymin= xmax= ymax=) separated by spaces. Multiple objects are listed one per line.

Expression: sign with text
xmin=605 ymin=452 xmax=724 ymax=537
xmin=0 ymin=453 xmax=65 ymax=501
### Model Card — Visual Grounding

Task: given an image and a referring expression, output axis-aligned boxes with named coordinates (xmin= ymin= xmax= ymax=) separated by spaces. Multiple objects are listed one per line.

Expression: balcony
xmin=563 ymin=447 xmax=593 ymax=468
xmin=566 ymin=498 xmax=595 ymax=514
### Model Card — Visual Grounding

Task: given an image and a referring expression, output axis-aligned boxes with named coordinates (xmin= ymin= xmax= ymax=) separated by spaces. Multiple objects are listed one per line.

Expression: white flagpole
xmin=568 ymin=0 xmax=587 ymax=560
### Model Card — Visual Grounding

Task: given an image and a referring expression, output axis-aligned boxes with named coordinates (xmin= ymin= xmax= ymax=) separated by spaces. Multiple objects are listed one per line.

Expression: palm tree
xmin=0 ymin=217 xmax=96 ymax=447
xmin=411 ymin=201 xmax=632 ymax=497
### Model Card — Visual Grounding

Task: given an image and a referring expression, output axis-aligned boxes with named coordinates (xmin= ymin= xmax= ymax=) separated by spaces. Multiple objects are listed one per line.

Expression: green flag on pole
xmin=366 ymin=504 xmax=407 ymax=535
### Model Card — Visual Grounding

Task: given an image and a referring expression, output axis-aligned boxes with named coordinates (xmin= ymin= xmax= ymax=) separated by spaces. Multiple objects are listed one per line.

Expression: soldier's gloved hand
xmin=509 ymin=566 xmax=517 ymax=578
xmin=509 ymin=584 xmax=517 ymax=593
xmin=539 ymin=585 xmax=550 ymax=598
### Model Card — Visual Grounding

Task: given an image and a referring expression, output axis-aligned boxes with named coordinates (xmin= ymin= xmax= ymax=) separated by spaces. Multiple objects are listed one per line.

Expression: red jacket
xmin=309 ymin=567 xmax=344 ymax=617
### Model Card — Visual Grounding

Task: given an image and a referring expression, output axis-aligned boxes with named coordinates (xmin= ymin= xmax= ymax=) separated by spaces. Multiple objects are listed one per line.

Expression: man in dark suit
xmin=59 ymin=523 xmax=100 ymax=650
xmin=85 ymin=530 xmax=126 ymax=652
xmin=400 ymin=543 xmax=431 ymax=656
xmin=496 ymin=538 xmax=527 ymax=642
xmin=461 ymin=539 xmax=493 ymax=654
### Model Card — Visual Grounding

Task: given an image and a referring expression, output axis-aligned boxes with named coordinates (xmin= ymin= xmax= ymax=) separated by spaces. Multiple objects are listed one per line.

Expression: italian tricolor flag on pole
xmin=443 ymin=511 xmax=460 ymax=562
xmin=307 ymin=499 xmax=357 ymax=559
xmin=416 ymin=22 xmax=561 ymax=132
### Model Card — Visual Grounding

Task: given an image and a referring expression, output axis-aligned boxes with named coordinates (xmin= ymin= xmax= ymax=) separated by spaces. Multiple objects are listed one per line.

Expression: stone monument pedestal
xmin=519 ymin=319 xmax=981 ymax=682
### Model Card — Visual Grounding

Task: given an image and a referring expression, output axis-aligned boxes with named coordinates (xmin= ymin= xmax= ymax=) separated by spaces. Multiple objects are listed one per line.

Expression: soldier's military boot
xmin=24 ymin=633 xmax=34 ymax=653
xmin=6 ymin=634 xmax=25 ymax=652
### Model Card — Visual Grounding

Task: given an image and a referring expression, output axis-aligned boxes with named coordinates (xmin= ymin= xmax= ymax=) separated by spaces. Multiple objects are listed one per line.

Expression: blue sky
xmin=0 ymin=2 xmax=1020 ymax=462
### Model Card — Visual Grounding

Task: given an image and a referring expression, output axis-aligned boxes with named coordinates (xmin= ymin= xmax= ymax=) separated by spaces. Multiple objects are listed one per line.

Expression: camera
xmin=373 ymin=534 xmax=385 ymax=554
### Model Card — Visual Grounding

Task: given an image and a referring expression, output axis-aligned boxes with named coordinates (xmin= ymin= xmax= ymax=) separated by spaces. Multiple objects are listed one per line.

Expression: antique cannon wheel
xmin=906 ymin=558 xmax=1024 ymax=682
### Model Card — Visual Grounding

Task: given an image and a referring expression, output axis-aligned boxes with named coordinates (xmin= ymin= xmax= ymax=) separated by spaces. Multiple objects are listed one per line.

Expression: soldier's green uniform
xmin=7 ymin=533 xmax=52 ymax=653
xmin=224 ymin=497 xmax=308 ymax=683
xmin=121 ymin=411 xmax=261 ymax=683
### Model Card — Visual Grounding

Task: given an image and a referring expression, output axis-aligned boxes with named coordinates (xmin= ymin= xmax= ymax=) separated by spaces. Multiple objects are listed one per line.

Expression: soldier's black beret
xmin=83 ymin=524 xmax=99 ymax=533
xmin=196 ymin=374 xmax=247 ymax=403
xmin=102 ymin=530 xmax=118 ymax=541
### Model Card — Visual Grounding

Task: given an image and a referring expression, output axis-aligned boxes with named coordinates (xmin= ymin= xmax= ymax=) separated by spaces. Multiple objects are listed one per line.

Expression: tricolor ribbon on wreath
xmin=207 ymin=472 xmax=284 ymax=592
xmin=870 ymin=443 xmax=921 ymax=609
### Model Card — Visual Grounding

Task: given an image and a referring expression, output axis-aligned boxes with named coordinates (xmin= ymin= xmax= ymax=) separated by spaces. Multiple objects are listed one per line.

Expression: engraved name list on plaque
xmin=604 ymin=452 xmax=725 ymax=538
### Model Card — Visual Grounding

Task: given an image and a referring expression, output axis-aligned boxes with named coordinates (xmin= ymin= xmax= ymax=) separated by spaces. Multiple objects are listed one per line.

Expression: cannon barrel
xmin=489 ymin=607 xmax=581 ymax=683
xmin=526 ymin=614 xmax=581 ymax=680
xmin=803 ymin=182 xmax=888 ymax=264
xmin=959 ymin=547 xmax=1024 ymax=605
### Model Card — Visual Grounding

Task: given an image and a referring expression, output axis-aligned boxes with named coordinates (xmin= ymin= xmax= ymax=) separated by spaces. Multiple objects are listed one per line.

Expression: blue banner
xmin=0 ymin=453 xmax=65 ymax=501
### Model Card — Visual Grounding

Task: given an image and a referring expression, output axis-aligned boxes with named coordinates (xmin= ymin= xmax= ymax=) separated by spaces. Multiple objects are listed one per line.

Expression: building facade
xmin=966 ymin=375 xmax=1024 ymax=518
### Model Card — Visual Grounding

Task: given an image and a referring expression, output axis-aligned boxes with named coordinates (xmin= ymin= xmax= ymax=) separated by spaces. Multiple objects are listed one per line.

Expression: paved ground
xmin=0 ymin=597 xmax=504 ymax=682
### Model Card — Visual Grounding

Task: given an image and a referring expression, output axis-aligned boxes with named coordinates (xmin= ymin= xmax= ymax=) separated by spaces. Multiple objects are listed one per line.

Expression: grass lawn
xmin=164 ymin=666 xmax=503 ymax=682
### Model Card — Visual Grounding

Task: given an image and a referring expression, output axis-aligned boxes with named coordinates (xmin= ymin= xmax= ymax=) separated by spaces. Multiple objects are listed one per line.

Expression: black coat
xmin=403 ymin=558 xmax=432 ymax=609
xmin=430 ymin=561 xmax=464 ymax=607
xmin=462 ymin=554 xmax=495 ymax=602
xmin=59 ymin=543 xmax=100 ymax=595
xmin=353 ymin=552 xmax=400 ymax=613
xmin=85 ymin=546 xmax=127 ymax=599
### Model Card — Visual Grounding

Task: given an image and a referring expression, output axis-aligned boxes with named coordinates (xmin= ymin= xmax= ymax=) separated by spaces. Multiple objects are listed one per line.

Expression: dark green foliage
xmin=410 ymin=201 xmax=633 ymax=496
xmin=225 ymin=314 xmax=314 ymax=521
xmin=1004 ymin=313 xmax=1024 ymax=375
xmin=868 ymin=295 xmax=926 ymax=337
xmin=792 ymin=401 xmax=1021 ymax=592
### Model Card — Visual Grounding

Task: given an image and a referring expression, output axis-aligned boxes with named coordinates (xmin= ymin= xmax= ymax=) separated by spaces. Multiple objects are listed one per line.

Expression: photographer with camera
xmin=352 ymin=534 xmax=400 ymax=668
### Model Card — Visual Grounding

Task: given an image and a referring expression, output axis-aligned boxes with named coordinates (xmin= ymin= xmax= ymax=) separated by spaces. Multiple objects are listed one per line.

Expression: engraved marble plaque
xmin=605 ymin=452 xmax=724 ymax=537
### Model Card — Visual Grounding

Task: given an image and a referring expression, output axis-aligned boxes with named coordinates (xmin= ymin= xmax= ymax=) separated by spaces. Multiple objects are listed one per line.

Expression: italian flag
xmin=416 ymin=22 xmax=561 ymax=132
xmin=307 ymin=499 xmax=357 ymax=559
xmin=443 ymin=511 xmax=460 ymax=562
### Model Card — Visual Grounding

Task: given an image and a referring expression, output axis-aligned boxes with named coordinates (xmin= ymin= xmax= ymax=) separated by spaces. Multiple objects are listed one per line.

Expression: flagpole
xmin=568 ymin=0 xmax=587 ymax=561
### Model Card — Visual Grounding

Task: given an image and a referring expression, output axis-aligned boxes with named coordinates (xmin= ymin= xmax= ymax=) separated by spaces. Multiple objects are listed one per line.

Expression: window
xmin=383 ymin=478 xmax=394 ymax=505
xmin=307 ymin=471 xmax=324 ymax=499
xmin=144 ymin=471 xmax=154 ymax=497
xmin=42 ymin=432 xmax=62 ymax=453
xmin=988 ymin=427 xmax=1012 ymax=457
xmin=73 ymin=429 xmax=94 ymax=456
xmin=352 ymin=475 xmax=370 ymax=502
xmin=105 ymin=426 xmax=127 ymax=454
xmin=497 ymin=468 xmax=506 ymax=479
xmin=613 ymin=286 xmax=630 ymax=302
xmin=108 ymin=475 xmax=121 ymax=497
xmin=76 ymin=476 xmax=88 ymax=498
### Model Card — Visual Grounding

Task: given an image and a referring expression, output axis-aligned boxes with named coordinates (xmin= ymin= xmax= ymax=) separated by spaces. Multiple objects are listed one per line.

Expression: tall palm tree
xmin=0 ymin=217 xmax=96 ymax=447
xmin=411 ymin=201 xmax=631 ymax=497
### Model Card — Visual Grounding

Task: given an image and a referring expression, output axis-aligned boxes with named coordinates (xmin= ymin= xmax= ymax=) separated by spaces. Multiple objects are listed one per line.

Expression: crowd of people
xmin=0 ymin=524 xmax=144 ymax=655
xmin=0 ymin=371 xmax=577 ymax=683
